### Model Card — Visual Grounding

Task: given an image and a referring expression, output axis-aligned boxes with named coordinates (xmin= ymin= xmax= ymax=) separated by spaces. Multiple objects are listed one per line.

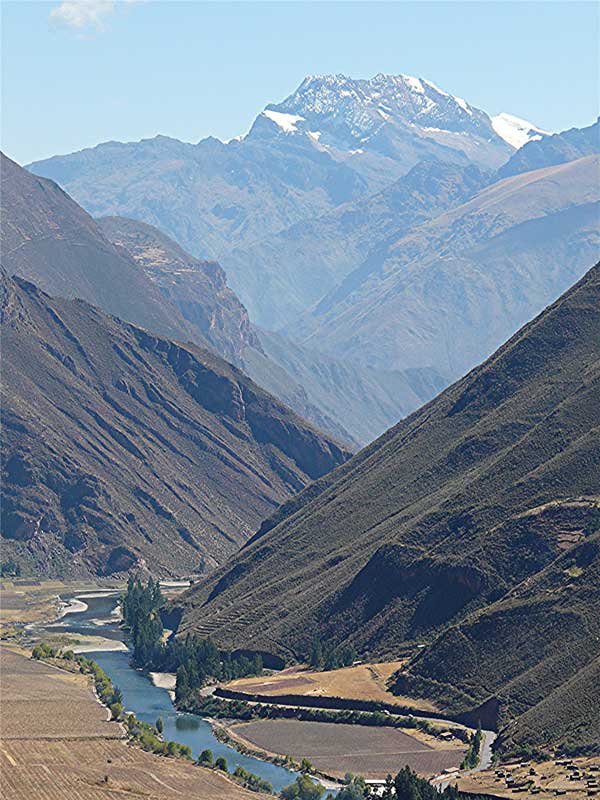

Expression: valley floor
xmin=225 ymin=661 xmax=438 ymax=712
xmin=0 ymin=646 xmax=256 ymax=800
xmin=226 ymin=718 xmax=465 ymax=780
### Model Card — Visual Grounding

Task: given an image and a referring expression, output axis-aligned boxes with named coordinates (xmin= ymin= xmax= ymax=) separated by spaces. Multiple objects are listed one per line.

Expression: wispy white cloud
xmin=50 ymin=1 xmax=141 ymax=32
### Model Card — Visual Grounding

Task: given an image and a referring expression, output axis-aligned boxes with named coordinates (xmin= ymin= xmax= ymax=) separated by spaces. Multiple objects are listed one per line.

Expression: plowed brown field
xmin=0 ymin=646 xmax=253 ymax=799
xmin=231 ymin=719 xmax=465 ymax=779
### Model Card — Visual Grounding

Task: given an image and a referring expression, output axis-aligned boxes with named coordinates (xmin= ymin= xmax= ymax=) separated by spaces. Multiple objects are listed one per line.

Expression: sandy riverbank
xmin=149 ymin=671 xmax=177 ymax=691
xmin=59 ymin=598 xmax=88 ymax=617
xmin=71 ymin=635 xmax=129 ymax=653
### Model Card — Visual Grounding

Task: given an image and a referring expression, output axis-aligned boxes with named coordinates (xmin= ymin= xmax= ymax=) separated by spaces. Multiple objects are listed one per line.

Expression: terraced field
xmin=0 ymin=647 xmax=254 ymax=799
xmin=230 ymin=719 xmax=465 ymax=779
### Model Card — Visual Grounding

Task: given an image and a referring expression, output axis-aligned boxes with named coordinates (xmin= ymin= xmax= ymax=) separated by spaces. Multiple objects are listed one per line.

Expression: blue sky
xmin=2 ymin=1 xmax=598 ymax=165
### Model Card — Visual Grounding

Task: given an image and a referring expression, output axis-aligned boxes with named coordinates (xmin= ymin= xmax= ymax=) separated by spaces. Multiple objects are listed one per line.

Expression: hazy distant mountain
xmin=0 ymin=270 xmax=349 ymax=578
xmin=246 ymin=328 xmax=446 ymax=447
xmin=27 ymin=130 xmax=369 ymax=264
xmin=224 ymin=160 xmax=490 ymax=327
xmin=293 ymin=156 xmax=600 ymax=378
xmin=98 ymin=215 xmax=445 ymax=445
xmin=27 ymin=73 xmax=534 ymax=321
xmin=176 ymin=261 xmax=600 ymax=752
xmin=498 ymin=117 xmax=599 ymax=178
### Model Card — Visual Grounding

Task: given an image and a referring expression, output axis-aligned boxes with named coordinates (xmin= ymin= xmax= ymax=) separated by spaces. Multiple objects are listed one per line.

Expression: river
xmin=38 ymin=592 xmax=302 ymax=794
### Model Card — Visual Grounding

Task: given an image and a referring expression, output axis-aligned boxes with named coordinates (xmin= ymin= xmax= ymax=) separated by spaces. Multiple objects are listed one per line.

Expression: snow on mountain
xmin=262 ymin=109 xmax=305 ymax=133
xmin=269 ymin=73 xmax=492 ymax=138
xmin=491 ymin=112 xmax=550 ymax=149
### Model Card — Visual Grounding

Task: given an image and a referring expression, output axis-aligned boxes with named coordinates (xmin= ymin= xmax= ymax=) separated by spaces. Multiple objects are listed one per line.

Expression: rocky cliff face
xmin=98 ymin=216 xmax=260 ymax=365
xmin=0 ymin=271 xmax=349 ymax=578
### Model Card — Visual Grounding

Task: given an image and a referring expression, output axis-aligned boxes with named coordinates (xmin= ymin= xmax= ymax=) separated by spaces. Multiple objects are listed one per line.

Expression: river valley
xmin=37 ymin=592 xmax=302 ymax=793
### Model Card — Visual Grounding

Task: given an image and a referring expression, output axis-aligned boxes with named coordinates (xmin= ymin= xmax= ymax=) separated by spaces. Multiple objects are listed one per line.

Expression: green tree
xmin=281 ymin=774 xmax=325 ymax=799
xmin=197 ymin=748 xmax=214 ymax=767
xmin=155 ymin=717 xmax=163 ymax=734
xmin=337 ymin=776 xmax=367 ymax=799
xmin=166 ymin=740 xmax=178 ymax=756
xmin=215 ymin=756 xmax=228 ymax=771
xmin=309 ymin=638 xmax=324 ymax=669
xmin=110 ymin=701 xmax=123 ymax=720
xmin=175 ymin=664 xmax=190 ymax=703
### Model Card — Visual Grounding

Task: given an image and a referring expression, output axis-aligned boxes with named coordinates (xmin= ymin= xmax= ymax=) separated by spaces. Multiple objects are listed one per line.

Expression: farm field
xmin=226 ymin=661 xmax=439 ymax=712
xmin=0 ymin=646 xmax=121 ymax=739
xmin=0 ymin=647 xmax=255 ymax=799
xmin=455 ymin=758 xmax=600 ymax=799
xmin=229 ymin=719 xmax=465 ymax=779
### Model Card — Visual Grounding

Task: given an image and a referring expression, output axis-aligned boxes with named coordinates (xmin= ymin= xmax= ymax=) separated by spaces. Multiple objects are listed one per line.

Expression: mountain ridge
xmin=0 ymin=270 xmax=349 ymax=578
xmin=175 ymin=261 xmax=599 ymax=691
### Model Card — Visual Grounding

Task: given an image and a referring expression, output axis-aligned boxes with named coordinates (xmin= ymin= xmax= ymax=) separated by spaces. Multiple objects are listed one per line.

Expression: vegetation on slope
xmin=176 ymin=262 xmax=600 ymax=753
xmin=0 ymin=270 xmax=348 ymax=577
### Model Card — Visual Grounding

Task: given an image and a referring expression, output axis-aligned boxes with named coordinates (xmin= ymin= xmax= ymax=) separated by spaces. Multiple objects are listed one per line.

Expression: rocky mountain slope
xmin=0 ymin=152 xmax=199 ymax=346
xmin=97 ymin=215 xmax=260 ymax=365
xmin=98 ymin=214 xmax=446 ymax=446
xmin=293 ymin=156 xmax=600 ymax=378
xmin=223 ymin=160 xmax=490 ymax=328
xmin=0 ymin=160 xmax=362 ymax=444
xmin=175 ymin=262 xmax=600 ymax=750
xmin=498 ymin=117 xmax=599 ymax=179
xmin=0 ymin=270 xmax=348 ymax=578
xmin=27 ymin=73 xmax=533 ymax=325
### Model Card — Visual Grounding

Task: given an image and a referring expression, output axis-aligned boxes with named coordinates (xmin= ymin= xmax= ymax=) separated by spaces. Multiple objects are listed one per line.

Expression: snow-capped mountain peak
xmin=268 ymin=72 xmax=491 ymax=139
xmin=491 ymin=112 xmax=550 ymax=149
xmin=242 ymin=73 xmax=545 ymax=176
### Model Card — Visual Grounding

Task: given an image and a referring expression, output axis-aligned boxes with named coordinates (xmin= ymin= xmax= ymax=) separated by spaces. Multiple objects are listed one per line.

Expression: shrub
xmin=197 ymin=748 xmax=214 ymax=767
xmin=280 ymin=774 xmax=325 ymax=799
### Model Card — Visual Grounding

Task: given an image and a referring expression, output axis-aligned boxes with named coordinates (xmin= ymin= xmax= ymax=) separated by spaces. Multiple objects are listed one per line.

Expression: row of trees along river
xmin=121 ymin=576 xmax=264 ymax=703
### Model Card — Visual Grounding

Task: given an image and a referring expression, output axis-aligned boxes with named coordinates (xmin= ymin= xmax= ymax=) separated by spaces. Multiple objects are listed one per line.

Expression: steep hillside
xmin=176 ymin=261 xmax=600 ymax=704
xmin=247 ymin=329 xmax=446 ymax=447
xmin=498 ymin=118 xmax=598 ymax=179
xmin=98 ymin=215 xmax=444 ymax=446
xmin=293 ymin=156 xmax=600 ymax=377
xmin=0 ymin=152 xmax=198 ymax=346
xmin=393 ymin=513 xmax=600 ymax=753
xmin=0 ymin=271 xmax=348 ymax=578
xmin=97 ymin=215 xmax=260 ymax=365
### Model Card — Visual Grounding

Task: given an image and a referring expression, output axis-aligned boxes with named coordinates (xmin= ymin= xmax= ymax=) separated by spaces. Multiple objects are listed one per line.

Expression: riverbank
xmin=0 ymin=645 xmax=257 ymax=800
